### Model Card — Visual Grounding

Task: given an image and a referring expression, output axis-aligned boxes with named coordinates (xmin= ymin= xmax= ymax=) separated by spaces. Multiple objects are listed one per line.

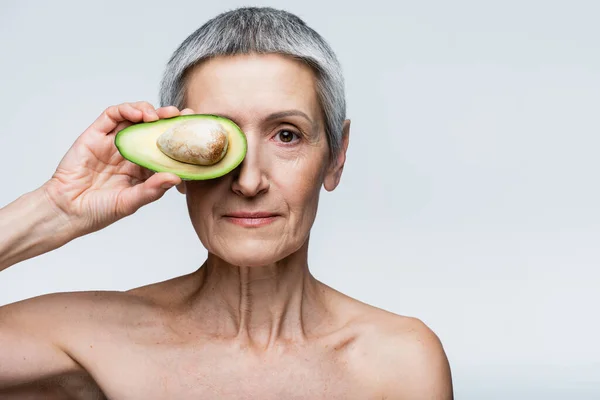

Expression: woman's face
xmin=179 ymin=53 xmax=348 ymax=266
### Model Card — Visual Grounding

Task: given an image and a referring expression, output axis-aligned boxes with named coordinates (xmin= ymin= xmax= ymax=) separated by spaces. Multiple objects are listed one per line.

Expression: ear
xmin=324 ymin=119 xmax=350 ymax=192
xmin=176 ymin=181 xmax=187 ymax=194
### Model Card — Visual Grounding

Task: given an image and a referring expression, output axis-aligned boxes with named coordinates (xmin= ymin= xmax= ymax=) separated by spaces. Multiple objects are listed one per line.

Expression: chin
xmin=209 ymin=237 xmax=298 ymax=267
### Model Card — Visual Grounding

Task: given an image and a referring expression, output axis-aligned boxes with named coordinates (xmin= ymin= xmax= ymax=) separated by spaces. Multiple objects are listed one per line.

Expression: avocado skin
xmin=115 ymin=114 xmax=247 ymax=180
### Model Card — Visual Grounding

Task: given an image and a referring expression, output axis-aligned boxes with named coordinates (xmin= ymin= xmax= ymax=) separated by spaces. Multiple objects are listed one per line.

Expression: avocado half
xmin=114 ymin=114 xmax=247 ymax=180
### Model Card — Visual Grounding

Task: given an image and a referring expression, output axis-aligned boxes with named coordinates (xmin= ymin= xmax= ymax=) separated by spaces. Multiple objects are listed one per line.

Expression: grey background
xmin=1 ymin=0 xmax=598 ymax=398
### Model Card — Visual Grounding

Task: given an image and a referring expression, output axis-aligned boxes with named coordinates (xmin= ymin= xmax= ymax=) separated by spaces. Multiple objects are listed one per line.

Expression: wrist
xmin=37 ymin=183 xmax=81 ymax=245
xmin=0 ymin=186 xmax=78 ymax=270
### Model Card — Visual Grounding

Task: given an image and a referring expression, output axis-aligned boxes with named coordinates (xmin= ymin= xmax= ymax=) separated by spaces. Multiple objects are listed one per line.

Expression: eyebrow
xmin=214 ymin=110 xmax=315 ymax=129
xmin=265 ymin=110 xmax=314 ymax=126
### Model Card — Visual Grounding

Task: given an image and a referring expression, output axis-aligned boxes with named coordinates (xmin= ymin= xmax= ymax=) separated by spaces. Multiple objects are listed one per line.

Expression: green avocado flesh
xmin=114 ymin=114 xmax=247 ymax=180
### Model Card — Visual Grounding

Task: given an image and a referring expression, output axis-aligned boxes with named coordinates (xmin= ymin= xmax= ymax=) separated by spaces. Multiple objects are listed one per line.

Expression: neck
xmin=186 ymin=240 xmax=329 ymax=348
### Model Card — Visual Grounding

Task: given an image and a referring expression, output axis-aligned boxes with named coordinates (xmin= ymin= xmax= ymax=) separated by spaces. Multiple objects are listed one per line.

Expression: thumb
xmin=119 ymin=172 xmax=182 ymax=215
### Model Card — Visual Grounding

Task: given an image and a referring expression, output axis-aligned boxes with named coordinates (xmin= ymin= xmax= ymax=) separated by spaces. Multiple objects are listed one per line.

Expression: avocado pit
xmin=156 ymin=119 xmax=229 ymax=166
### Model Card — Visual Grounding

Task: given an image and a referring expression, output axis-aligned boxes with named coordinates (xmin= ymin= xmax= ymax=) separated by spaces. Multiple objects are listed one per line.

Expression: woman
xmin=0 ymin=7 xmax=452 ymax=399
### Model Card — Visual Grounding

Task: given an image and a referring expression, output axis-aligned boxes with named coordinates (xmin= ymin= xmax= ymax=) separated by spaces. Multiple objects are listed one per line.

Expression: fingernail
xmin=146 ymin=110 xmax=158 ymax=120
xmin=161 ymin=182 xmax=175 ymax=189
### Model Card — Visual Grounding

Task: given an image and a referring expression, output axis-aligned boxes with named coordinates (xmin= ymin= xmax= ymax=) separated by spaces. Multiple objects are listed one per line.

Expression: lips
xmin=222 ymin=211 xmax=280 ymax=227
xmin=224 ymin=211 xmax=278 ymax=218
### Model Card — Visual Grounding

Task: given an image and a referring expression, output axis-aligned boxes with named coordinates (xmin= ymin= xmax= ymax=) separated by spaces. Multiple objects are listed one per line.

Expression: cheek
xmin=272 ymin=155 xmax=325 ymax=219
xmin=184 ymin=181 xmax=222 ymax=230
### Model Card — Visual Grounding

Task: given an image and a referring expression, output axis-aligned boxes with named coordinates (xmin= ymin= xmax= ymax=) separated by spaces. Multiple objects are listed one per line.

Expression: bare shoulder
xmin=343 ymin=302 xmax=453 ymax=400
xmin=0 ymin=290 xmax=152 ymax=398
xmin=1 ymin=288 xmax=155 ymax=322
xmin=0 ymin=270 xmax=197 ymax=345
xmin=0 ymin=288 xmax=161 ymax=350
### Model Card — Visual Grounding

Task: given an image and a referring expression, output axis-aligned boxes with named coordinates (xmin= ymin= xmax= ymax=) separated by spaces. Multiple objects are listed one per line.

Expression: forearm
xmin=0 ymin=187 xmax=74 ymax=271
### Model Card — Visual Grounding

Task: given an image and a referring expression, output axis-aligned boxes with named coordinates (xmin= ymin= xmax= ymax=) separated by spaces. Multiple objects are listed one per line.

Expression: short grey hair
xmin=158 ymin=7 xmax=346 ymax=160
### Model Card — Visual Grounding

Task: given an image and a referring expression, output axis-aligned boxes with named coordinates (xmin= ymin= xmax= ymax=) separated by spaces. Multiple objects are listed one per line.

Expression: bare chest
xmin=74 ymin=338 xmax=378 ymax=399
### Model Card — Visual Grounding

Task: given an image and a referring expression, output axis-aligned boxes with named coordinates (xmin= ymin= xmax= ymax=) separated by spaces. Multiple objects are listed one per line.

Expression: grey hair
xmin=158 ymin=7 xmax=346 ymax=160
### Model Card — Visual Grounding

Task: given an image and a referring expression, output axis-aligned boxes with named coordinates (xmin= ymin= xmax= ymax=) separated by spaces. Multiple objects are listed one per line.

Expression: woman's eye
xmin=275 ymin=130 xmax=299 ymax=144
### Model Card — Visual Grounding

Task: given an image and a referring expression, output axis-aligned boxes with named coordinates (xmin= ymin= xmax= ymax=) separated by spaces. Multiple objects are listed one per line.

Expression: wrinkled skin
xmin=0 ymin=54 xmax=452 ymax=399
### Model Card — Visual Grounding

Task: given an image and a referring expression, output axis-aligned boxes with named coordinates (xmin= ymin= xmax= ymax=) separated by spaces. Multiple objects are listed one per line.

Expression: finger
xmin=120 ymin=103 xmax=148 ymax=123
xmin=108 ymin=103 xmax=146 ymax=135
xmin=116 ymin=172 xmax=182 ymax=215
xmin=180 ymin=108 xmax=195 ymax=116
xmin=156 ymin=106 xmax=181 ymax=119
xmin=122 ymin=162 xmax=154 ymax=181
xmin=91 ymin=104 xmax=143 ymax=135
xmin=131 ymin=101 xmax=159 ymax=122
xmin=111 ymin=120 xmax=133 ymax=136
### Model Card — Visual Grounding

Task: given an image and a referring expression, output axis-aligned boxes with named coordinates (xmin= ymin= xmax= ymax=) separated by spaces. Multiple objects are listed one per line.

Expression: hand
xmin=42 ymin=102 xmax=193 ymax=238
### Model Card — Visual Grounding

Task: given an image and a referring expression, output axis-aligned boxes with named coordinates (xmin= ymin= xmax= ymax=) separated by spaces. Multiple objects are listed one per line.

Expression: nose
xmin=230 ymin=136 xmax=269 ymax=198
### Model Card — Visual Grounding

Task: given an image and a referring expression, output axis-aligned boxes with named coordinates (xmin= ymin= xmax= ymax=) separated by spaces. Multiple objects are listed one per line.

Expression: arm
xmin=0 ymin=293 xmax=84 ymax=389
xmin=1 ymin=103 xmax=189 ymax=272
xmin=0 ymin=187 xmax=73 ymax=272
xmin=0 ymin=102 xmax=191 ymax=390
xmin=0 ymin=192 xmax=86 ymax=386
